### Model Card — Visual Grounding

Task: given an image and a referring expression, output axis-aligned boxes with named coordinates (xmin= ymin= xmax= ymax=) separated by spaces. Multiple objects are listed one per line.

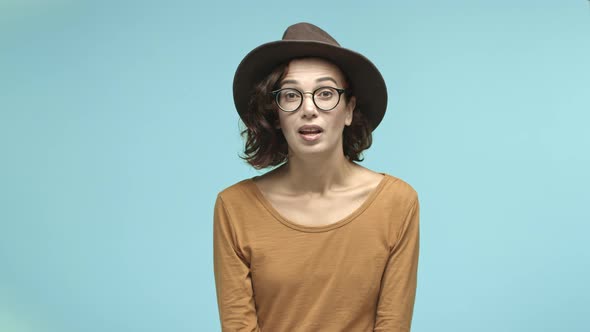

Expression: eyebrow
xmin=280 ymin=77 xmax=339 ymax=87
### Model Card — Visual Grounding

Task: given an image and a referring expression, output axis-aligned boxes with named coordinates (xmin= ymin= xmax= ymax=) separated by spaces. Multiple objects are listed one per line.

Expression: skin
xmin=253 ymin=57 xmax=383 ymax=226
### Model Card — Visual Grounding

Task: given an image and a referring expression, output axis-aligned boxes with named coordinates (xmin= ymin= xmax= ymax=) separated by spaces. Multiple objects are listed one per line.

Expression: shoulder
xmin=381 ymin=173 xmax=419 ymax=205
xmin=216 ymin=178 xmax=256 ymax=203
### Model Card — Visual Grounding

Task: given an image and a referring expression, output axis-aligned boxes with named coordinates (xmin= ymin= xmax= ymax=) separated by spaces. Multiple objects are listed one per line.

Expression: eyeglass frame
xmin=270 ymin=86 xmax=348 ymax=112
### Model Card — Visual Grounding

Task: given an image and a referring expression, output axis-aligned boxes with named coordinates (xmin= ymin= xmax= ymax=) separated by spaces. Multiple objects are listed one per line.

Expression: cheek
xmin=337 ymin=111 xmax=352 ymax=128
xmin=277 ymin=115 xmax=295 ymax=133
xmin=275 ymin=112 xmax=287 ymax=128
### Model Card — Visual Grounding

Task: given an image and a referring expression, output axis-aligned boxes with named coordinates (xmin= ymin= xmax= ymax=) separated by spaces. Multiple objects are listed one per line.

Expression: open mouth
xmin=298 ymin=128 xmax=323 ymax=135
xmin=298 ymin=127 xmax=323 ymax=141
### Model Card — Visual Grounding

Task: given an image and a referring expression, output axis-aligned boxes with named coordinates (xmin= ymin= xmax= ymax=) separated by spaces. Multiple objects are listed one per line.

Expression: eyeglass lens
xmin=276 ymin=87 xmax=341 ymax=112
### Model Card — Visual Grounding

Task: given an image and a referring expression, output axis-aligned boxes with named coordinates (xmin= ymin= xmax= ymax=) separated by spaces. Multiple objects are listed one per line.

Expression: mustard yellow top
xmin=213 ymin=173 xmax=420 ymax=332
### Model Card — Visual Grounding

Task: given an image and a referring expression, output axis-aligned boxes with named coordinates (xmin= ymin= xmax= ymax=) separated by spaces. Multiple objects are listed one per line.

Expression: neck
xmin=280 ymin=148 xmax=358 ymax=196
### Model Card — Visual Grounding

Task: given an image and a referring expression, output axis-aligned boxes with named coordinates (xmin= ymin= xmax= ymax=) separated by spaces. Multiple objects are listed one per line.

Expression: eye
xmin=315 ymin=88 xmax=335 ymax=100
xmin=281 ymin=89 xmax=301 ymax=101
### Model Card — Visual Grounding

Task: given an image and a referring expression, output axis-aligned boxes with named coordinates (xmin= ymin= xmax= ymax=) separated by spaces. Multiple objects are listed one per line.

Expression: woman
xmin=213 ymin=22 xmax=420 ymax=332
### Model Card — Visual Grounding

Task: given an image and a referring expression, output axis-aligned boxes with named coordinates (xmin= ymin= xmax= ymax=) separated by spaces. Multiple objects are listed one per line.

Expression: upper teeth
xmin=301 ymin=129 xmax=320 ymax=133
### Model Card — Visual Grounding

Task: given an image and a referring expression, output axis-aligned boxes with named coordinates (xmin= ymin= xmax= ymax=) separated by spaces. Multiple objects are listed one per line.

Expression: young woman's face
xmin=275 ymin=57 xmax=356 ymax=158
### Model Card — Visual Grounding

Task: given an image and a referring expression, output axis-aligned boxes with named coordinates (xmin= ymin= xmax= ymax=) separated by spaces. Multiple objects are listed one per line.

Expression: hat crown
xmin=282 ymin=22 xmax=340 ymax=46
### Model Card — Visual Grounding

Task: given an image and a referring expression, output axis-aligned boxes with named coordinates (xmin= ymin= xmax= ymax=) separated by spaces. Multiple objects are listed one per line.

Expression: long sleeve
xmin=374 ymin=197 xmax=420 ymax=332
xmin=213 ymin=195 xmax=261 ymax=332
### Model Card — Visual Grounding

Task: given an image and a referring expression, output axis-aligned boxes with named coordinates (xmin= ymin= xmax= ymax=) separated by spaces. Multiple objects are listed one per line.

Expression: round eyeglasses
xmin=271 ymin=87 xmax=347 ymax=112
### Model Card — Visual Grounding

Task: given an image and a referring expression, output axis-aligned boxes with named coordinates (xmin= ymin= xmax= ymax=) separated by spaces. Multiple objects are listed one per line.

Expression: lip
xmin=299 ymin=131 xmax=322 ymax=142
xmin=297 ymin=125 xmax=324 ymax=142
xmin=297 ymin=125 xmax=324 ymax=133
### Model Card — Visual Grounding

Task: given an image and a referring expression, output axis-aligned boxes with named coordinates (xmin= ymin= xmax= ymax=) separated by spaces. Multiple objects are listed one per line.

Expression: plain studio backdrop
xmin=1 ymin=0 xmax=589 ymax=331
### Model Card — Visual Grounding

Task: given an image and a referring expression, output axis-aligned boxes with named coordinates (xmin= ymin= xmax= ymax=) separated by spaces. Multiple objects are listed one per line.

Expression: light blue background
xmin=1 ymin=0 xmax=589 ymax=331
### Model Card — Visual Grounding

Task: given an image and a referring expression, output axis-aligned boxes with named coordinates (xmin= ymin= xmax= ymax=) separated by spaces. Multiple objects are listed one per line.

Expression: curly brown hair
xmin=239 ymin=59 xmax=373 ymax=169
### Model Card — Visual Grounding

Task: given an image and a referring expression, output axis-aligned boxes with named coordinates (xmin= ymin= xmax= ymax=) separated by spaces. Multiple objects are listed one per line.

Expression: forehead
xmin=281 ymin=57 xmax=347 ymax=86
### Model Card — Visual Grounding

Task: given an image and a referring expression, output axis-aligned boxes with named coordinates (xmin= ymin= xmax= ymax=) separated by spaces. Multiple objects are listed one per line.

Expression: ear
xmin=344 ymin=96 xmax=356 ymax=126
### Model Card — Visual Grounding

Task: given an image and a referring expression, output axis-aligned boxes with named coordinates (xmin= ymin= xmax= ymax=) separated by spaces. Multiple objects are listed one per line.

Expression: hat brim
xmin=233 ymin=40 xmax=387 ymax=131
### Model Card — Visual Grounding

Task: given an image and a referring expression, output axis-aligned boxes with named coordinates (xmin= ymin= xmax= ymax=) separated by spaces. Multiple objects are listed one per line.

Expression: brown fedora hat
xmin=233 ymin=22 xmax=387 ymax=131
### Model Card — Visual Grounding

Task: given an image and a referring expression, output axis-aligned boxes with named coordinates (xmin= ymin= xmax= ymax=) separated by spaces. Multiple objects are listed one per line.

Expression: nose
xmin=300 ymin=92 xmax=318 ymax=118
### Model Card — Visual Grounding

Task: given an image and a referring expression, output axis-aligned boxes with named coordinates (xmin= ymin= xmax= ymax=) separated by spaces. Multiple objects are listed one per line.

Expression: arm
xmin=374 ymin=198 xmax=420 ymax=332
xmin=213 ymin=195 xmax=261 ymax=332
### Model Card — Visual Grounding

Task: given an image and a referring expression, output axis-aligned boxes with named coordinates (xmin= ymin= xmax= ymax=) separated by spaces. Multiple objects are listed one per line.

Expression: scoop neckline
xmin=246 ymin=173 xmax=393 ymax=233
